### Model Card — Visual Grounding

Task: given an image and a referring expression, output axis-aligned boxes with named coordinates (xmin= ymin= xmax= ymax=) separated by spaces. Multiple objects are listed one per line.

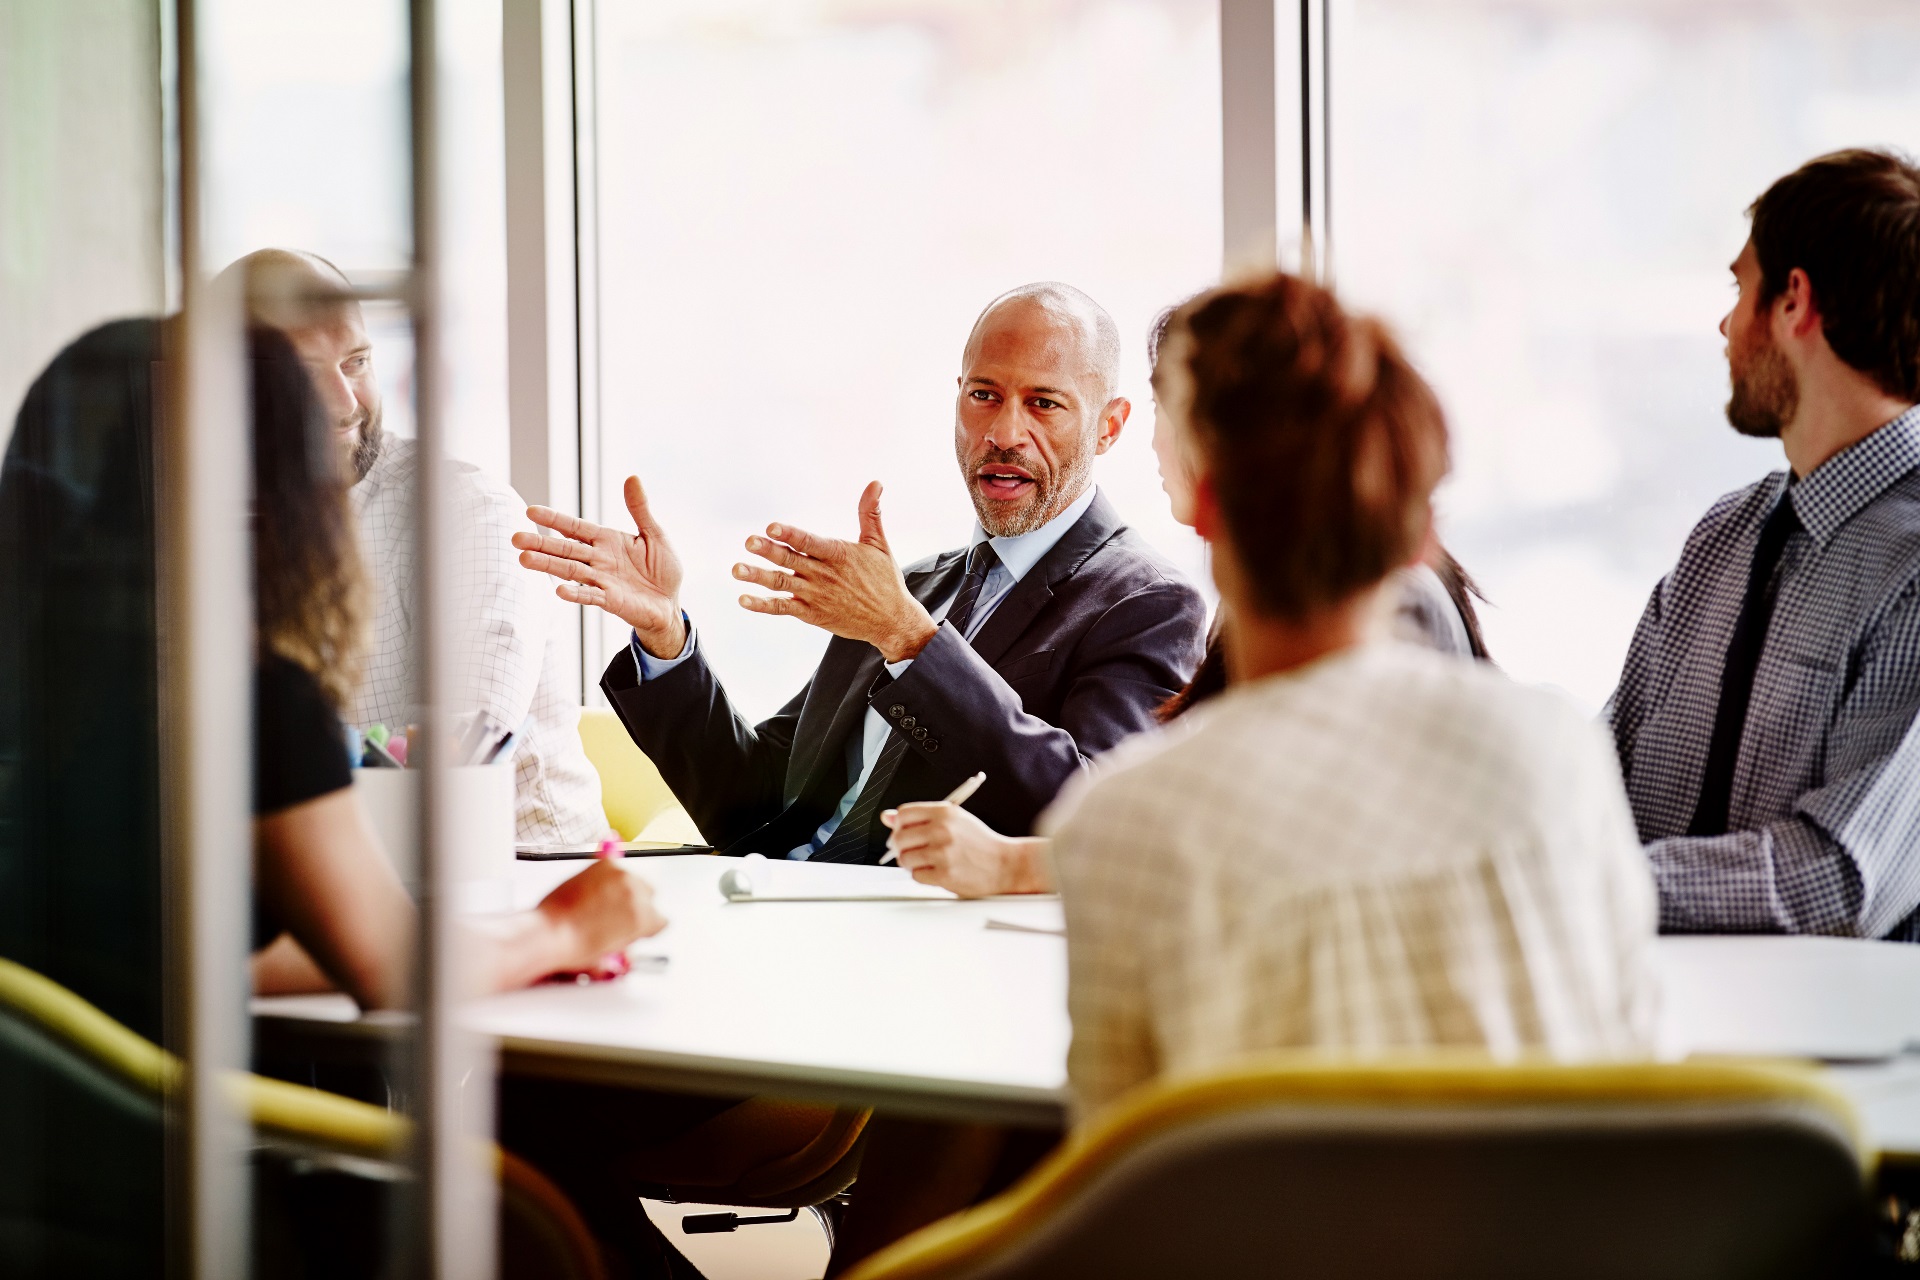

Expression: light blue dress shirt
xmin=631 ymin=486 xmax=1098 ymax=859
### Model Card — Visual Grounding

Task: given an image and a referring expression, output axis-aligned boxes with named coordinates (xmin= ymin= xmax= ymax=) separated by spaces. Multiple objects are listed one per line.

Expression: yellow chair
xmin=846 ymin=1055 xmax=1874 ymax=1280
xmin=0 ymin=956 xmax=609 ymax=1280
xmin=577 ymin=706 xmax=704 ymax=843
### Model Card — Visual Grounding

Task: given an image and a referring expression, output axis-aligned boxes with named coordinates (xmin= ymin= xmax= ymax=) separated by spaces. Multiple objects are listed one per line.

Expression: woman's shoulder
xmin=254 ymin=651 xmax=352 ymax=817
xmin=257 ymin=650 xmax=334 ymax=713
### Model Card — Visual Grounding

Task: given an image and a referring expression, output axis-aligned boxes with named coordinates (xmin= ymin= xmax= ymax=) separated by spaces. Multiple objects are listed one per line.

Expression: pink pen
xmin=544 ymin=835 xmax=632 ymax=984
xmin=574 ymin=834 xmax=631 ymax=981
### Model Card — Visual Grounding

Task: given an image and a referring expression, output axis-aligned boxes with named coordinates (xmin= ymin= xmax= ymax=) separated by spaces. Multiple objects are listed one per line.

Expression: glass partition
xmin=0 ymin=3 xmax=174 ymax=1274
xmin=1 ymin=0 xmax=509 ymax=1272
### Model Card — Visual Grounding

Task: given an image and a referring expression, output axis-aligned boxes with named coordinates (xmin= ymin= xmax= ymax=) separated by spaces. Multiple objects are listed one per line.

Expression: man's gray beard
xmin=1726 ymin=333 xmax=1798 ymax=439
xmin=968 ymin=448 xmax=1094 ymax=538
xmin=351 ymin=407 xmax=386 ymax=483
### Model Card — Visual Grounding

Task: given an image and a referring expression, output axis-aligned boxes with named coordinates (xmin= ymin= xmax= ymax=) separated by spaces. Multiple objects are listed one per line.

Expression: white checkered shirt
xmin=352 ymin=438 xmax=607 ymax=843
xmin=1607 ymin=408 xmax=1920 ymax=942
xmin=1046 ymin=643 xmax=1660 ymax=1124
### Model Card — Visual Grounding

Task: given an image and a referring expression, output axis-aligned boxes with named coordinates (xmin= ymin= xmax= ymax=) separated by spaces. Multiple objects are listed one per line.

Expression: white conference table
xmin=253 ymin=854 xmax=1920 ymax=1148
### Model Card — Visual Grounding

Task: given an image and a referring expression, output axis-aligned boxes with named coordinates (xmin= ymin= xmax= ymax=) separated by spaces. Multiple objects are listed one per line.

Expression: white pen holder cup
xmin=352 ymin=764 xmax=516 ymax=912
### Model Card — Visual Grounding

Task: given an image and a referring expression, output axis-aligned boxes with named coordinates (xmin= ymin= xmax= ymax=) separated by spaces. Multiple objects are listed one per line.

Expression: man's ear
xmin=1191 ymin=470 xmax=1223 ymax=543
xmin=1776 ymin=266 xmax=1824 ymax=343
xmin=1094 ymin=397 xmax=1131 ymax=455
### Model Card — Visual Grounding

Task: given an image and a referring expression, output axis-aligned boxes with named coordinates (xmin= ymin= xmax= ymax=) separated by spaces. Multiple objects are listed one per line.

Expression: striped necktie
xmin=813 ymin=542 xmax=1001 ymax=864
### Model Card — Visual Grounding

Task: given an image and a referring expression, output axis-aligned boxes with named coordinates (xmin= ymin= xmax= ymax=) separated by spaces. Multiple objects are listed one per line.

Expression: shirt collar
xmin=352 ymin=433 xmax=413 ymax=501
xmin=968 ymin=484 xmax=1098 ymax=584
xmin=1789 ymin=405 xmax=1920 ymax=545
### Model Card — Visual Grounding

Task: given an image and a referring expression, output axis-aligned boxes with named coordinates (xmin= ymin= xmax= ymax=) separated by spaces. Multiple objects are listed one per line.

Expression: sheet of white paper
xmin=724 ymin=857 xmax=958 ymax=902
xmin=985 ymin=900 xmax=1066 ymax=936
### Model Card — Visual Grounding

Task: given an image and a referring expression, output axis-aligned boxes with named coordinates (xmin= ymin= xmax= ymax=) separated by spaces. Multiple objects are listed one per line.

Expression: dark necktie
xmin=814 ymin=542 xmax=1001 ymax=864
xmin=1688 ymin=490 xmax=1801 ymax=837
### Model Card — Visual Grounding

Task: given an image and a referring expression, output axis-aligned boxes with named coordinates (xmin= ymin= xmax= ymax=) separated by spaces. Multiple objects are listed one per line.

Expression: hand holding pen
xmin=879 ymin=771 xmax=985 ymax=867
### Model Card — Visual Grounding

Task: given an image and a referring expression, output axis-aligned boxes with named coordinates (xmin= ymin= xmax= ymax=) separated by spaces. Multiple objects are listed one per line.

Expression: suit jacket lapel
xmin=784 ymin=551 xmax=968 ymax=802
xmin=966 ymin=490 xmax=1125 ymax=668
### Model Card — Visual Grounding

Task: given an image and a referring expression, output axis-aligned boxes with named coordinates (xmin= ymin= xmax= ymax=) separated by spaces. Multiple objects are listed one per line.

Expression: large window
xmin=1335 ymin=0 xmax=1920 ymax=709
xmin=199 ymin=0 xmax=509 ymax=472
xmin=594 ymin=0 xmax=1220 ymax=718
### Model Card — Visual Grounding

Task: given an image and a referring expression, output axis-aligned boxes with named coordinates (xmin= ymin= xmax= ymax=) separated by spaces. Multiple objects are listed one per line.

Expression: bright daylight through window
xmin=594 ymin=0 xmax=1221 ymax=717
xmin=1335 ymin=0 xmax=1920 ymax=709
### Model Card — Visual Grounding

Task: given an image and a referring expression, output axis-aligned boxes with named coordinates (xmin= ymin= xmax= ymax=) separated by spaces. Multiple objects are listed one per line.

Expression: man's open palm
xmin=514 ymin=476 xmax=688 ymax=656
xmin=732 ymin=481 xmax=938 ymax=662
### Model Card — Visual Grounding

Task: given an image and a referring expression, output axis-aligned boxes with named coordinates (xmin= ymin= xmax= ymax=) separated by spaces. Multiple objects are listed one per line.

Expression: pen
xmin=362 ymin=736 xmax=404 ymax=769
xmin=880 ymin=771 xmax=987 ymax=866
xmin=454 ymin=711 xmax=494 ymax=765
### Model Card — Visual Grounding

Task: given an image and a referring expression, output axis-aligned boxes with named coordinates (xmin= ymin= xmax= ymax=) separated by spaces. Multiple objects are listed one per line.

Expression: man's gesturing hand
xmin=733 ymin=481 xmax=938 ymax=663
xmin=514 ymin=475 xmax=689 ymax=658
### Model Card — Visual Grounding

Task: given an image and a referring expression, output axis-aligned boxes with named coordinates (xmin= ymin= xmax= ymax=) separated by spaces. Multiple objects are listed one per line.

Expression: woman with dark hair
xmin=0 ymin=319 xmax=662 ymax=1030
xmin=234 ymin=324 xmax=664 ymax=1006
xmin=0 ymin=319 xmax=659 ymax=1278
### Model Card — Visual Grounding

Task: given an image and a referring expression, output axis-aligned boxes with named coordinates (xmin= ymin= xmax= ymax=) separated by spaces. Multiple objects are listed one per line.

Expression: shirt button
xmin=888 ymin=704 xmax=905 ymax=719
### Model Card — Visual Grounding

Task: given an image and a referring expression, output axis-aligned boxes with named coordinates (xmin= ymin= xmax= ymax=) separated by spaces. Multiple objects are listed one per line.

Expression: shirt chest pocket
xmin=1746 ymin=652 xmax=1842 ymax=782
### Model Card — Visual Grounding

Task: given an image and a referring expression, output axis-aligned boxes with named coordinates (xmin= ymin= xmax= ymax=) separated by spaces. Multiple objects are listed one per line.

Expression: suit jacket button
xmin=912 ymin=727 xmax=928 ymax=741
xmin=925 ymin=739 xmax=939 ymax=752
xmin=900 ymin=715 xmax=916 ymax=730
xmin=888 ymin=704 xmax=905 ymax=719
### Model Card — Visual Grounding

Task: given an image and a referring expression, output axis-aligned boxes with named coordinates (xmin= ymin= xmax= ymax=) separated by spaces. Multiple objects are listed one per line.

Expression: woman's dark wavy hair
xmin=248 ymin=325 xmax=367 ymax=710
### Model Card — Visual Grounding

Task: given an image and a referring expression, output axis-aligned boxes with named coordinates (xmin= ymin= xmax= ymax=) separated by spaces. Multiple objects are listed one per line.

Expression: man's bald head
xmin=220 ymin=247 xmax=359 ymax=332
xmin=964 ymin=282 xmax=1123 ymax=408
xmin=954 ymin=282 xmax=1131 ymax=537
xmin=220 ymin=249 xmax=385 ymax=483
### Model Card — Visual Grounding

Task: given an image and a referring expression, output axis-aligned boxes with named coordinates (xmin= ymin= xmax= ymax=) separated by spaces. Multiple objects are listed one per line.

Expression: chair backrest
xmin=847 ymin=1057 xmax=1869 ymax=1280
xmin=577 ymin=706 xmax=683 ymax=840
xmin=0 ymin=956 xmax=608 ymax=1279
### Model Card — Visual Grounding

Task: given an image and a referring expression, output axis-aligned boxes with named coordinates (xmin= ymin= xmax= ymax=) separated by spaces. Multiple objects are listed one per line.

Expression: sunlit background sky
xmin=189 ymin=0 xmax=1920 ymax=719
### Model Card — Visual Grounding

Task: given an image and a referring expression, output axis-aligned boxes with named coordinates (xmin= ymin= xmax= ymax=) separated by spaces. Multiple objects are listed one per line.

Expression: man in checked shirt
xmin=1608 ymin=149 xmax=1920 ymax=941
xmin=229 ymin=249 xmax=610 ymax=845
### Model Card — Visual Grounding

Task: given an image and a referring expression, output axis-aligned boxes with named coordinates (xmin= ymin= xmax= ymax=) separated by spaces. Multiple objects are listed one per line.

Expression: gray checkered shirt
xmin=1606 ymin=407 xmax=1920 ymax=941
xmin=353 ymin=438 xmax=607 ymax=844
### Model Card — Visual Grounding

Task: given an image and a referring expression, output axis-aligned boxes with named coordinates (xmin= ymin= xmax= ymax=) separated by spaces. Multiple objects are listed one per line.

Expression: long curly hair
xmin=249 ymin=325 xmax=368 ymax=710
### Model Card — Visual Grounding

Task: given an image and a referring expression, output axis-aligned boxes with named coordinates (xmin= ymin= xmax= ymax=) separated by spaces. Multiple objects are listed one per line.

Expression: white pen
xmin=880 ymin=771 xmax=987 ymax=866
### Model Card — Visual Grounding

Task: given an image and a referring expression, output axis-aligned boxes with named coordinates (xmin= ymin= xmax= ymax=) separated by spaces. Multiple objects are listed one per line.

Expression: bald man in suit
xmin=516 ymin=282 xmax=1207 ymax=870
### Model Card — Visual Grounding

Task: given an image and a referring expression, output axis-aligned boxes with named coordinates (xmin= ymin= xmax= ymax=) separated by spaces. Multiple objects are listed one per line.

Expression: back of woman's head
xmin=1167 ymin=274 xmax=1448 ymax=622
xmin=248 ymin=325 xmax=366 ymax=710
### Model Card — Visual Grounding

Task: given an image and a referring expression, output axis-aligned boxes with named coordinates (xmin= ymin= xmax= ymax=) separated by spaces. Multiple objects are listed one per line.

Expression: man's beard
xmin=348 ymin=403 xmax=386 ymax=483
xmin=1726 ymin=322 xmax=1799 ymax=439
xmin=961 ymin=440 xmax=1093 ymax=538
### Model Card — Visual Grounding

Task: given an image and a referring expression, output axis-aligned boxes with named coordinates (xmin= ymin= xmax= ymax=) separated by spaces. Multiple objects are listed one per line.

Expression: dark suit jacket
xmin=601 ymin=489 xmax=1208 ymax=860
